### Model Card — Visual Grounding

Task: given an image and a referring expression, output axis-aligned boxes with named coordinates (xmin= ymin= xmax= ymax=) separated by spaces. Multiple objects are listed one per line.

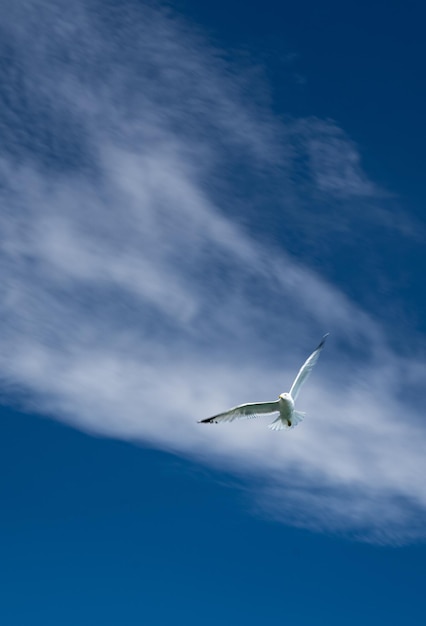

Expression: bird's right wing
xmin=289 ymin=334 xmax=329 ymax=402
xmin=199 ymin=400 xmax=280 ymax=424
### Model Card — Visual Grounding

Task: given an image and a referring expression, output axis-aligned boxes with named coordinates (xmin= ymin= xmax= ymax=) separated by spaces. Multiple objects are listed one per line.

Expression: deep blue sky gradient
xmin=173 ymin=0 xmax=426 ymax=338
xmin=1 ymin=408 xmax=426 ymax=625
xmin=174 ymin=0 xmax=426 ymax=202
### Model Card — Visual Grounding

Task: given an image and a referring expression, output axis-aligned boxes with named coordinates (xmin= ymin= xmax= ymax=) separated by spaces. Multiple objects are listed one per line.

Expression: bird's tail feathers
xmin=292 ymin=410 xmax=305 ymax=427
xmin=268 ymin=410 xmax=305 ymax=431
xmin=268 ymin=416 xmax=289 ymax=431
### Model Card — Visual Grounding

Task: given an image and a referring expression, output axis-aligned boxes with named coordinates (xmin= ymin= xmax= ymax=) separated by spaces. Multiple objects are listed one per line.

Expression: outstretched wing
xmin=199 ymin=400 xmax=280 ymax=424
xmin=289 ymin=334 xmax=329 ymax=402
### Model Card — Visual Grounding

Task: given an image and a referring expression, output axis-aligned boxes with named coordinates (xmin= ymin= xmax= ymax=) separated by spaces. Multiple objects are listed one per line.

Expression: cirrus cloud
xmin=0 ymin=0 xmax=425 ymax=544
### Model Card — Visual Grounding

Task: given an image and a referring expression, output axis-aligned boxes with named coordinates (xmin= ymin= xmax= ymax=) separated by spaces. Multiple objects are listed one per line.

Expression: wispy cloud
xmin=1 ymin=0 xmax=425 ymax=544
xmin=295 ymin=118 xmax=382 ymax=197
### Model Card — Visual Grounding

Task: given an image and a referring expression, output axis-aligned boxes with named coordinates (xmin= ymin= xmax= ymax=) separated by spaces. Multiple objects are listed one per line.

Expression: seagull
xmin=199 ymin=334 xmax=329 ymax=430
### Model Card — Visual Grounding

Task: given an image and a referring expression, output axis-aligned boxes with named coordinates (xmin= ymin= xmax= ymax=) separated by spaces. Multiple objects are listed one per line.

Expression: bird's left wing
xmin=289 ymin=334 xmax=329 ymax=402
xmin=199 ymin=400 xmax=280 ymax=424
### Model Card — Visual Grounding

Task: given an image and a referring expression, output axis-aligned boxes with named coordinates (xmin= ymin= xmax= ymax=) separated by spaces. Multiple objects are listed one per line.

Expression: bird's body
xmin=199 ymin=334 xmax=328 ymax=431
xmin=278 ymin=393 xmax=294 ymax=425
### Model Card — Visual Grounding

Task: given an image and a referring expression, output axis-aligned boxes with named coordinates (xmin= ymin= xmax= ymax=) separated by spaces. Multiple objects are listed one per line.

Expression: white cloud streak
xmin=0 ymin=0 xmax=425 ymax=544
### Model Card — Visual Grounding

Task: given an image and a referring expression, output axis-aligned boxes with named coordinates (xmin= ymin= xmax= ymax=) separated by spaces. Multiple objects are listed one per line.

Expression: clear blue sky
xmin=1 ymin=0 xmax=425 ymax=624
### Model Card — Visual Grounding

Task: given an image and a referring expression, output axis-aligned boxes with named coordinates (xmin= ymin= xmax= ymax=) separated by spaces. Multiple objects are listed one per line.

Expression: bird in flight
xmin=199 ymin=334 xmax=329 ymax=431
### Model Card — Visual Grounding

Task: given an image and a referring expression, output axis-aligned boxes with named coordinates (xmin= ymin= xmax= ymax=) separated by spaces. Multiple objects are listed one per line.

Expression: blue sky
xmin=1 ymin=0 xmax=425 ymax=623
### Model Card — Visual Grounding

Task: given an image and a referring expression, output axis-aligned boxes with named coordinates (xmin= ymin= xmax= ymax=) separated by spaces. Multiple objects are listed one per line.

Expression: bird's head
xmin=279 ymin=392 xmax=291 ymax=400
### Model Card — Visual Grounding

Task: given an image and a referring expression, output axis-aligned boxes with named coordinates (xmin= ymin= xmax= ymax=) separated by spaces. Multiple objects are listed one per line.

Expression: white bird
xmin=199 ymin=334 xmax=329 ymax=430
